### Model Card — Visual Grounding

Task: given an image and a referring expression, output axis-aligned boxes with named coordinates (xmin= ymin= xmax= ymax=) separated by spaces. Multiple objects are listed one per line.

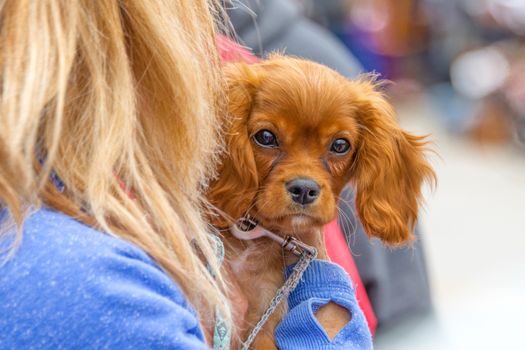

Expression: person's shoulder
xmin=1 ymin=208 xmax=170 ymax=290
xmin=20 ymin=207 xmax=152 ymax=262
xmin=0 ymin=208 xmax=204 ymax=349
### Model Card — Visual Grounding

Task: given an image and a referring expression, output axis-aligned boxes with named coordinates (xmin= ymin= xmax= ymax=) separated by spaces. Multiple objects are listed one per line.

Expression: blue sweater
xmin=0 ymin=209 xmax=372 ymax=349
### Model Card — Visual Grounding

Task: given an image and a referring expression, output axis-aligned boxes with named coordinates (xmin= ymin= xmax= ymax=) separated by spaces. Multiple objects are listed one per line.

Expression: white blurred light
xmin=450 ymin=47 xmax=510 ymax=99
xmin=492 ymin=0 xmax=525 ymax=7
xmin=350 ymin=3 xmax=388 ymax=32
xmin=488 ymin=0 xmax=525 ymax=34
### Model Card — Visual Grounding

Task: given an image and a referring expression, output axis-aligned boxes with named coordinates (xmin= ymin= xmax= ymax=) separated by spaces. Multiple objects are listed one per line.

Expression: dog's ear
xmin=349 ymin=77 xmax=435 ymax=245
xmin=208 ymin=63 xmax=263 ymax=226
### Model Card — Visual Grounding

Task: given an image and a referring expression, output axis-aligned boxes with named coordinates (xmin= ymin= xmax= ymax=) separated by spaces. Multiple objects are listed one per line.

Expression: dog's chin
xmin=256 ymin=213 xmax=324 ymax=235
xmin=287 ymin=214 xmax=319 ymax=231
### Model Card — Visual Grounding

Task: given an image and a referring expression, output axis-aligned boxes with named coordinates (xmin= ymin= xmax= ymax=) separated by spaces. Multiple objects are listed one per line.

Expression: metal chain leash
xmin=241 ymin=245 xmax=318 ymax=350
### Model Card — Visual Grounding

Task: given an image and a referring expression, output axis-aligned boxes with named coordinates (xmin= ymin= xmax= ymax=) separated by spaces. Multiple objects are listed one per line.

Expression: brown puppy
xmin=208 ymin=55 xmax=434 ymax=349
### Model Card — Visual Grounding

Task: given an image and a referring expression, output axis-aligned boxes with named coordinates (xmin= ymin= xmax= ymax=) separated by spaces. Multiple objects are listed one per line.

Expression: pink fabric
xmin=325 ymin=220 xmax=377 ymax=335
xmin=217 ymin=35 xmax=258 ymax=64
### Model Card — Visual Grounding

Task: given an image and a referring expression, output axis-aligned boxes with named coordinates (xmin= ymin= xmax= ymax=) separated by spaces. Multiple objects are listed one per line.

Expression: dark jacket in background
xmin=228 ymin=0 xmax=362 ymax=76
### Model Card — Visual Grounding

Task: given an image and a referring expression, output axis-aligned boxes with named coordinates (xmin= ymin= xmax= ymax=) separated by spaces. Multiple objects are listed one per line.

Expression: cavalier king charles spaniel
xmin=208 ymin=55 xmax=434 ymax=349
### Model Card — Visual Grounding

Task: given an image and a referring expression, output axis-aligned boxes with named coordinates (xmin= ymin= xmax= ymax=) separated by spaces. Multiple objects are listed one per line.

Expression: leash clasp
xmin=280 ymin=236 xmax=317 ymax=257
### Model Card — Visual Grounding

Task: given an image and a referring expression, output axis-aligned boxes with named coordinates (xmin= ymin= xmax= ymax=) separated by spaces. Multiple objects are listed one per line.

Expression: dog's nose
xmin=286 ymin=178 xmax=320 ymax=205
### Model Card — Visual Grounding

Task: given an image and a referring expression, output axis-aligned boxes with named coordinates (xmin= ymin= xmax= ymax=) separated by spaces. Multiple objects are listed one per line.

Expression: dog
xmin=208 ymin=55 xmax=435 ymax=349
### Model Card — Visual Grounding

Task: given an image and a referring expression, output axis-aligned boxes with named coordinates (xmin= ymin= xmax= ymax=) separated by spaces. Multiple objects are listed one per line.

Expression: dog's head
xmin=209 ymin=55 xmax=434 ymax=244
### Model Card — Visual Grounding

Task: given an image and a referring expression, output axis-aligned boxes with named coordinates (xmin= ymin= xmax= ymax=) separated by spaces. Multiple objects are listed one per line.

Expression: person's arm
xmin=69 ymin=252 xmax=213 ymax=350
xmin=0 ymin=209 xmax=212 ymax=349
xmin=275 ymin=260 xmax=373 ymax=349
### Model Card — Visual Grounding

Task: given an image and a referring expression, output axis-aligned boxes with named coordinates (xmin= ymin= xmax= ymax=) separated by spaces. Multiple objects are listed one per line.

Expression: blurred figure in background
xmin=228 ymin=0 xmax=362 ymax=75
xmin=312 ymin=0 xmax=525 ymax=147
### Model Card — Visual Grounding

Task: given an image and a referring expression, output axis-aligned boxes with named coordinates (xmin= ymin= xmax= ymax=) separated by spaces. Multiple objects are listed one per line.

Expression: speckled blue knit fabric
xmin=276 ymin=261 xmax=373 ymax=349
xmin=0 ymin=208 xmax=372 ymax=349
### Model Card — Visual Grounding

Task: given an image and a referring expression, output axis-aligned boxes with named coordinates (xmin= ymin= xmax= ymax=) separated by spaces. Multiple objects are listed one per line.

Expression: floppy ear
xmin=208 ymin=63 xmax=263 ymax=227
xmin=350 ymin=78 xmax=435 ymax=245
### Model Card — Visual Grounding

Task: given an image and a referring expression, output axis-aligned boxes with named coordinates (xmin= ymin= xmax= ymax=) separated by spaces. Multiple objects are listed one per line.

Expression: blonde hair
xmin=0 ymin=0 xmax=230 ymax=336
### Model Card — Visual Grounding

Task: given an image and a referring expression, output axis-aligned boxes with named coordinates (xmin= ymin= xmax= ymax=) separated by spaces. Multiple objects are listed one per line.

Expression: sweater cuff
xmin=276 ymin=260 xmax=373 ymax=349
xmin=285 ymin=260 xmax=355 ymax=309
xmin=275 ymin=296 xmax=373 ymax=350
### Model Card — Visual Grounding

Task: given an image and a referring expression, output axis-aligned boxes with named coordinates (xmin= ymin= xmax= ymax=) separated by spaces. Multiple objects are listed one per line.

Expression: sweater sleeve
xmin=275 ymin=260 xmax=373 ymax=350
xmin=0 ymin=209 xmax=212 ymax=350
xmin=56 ymin=250 xmax=213 ymax=350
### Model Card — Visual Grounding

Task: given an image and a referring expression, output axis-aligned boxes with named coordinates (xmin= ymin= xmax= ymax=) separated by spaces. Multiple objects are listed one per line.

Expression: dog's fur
xmin=208 ymin=55 xmax=435 ymax=348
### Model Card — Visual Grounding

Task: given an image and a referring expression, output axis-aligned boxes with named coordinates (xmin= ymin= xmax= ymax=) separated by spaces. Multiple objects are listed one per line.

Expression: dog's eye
xmin=253 ymin=130 xmax=278 ymax=148
xmin=330 ymin=138 xmax=351 ymax=154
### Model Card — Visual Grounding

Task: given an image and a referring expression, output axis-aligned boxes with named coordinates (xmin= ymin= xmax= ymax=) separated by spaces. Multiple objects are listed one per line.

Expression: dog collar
xmin=230 ymin=217 xmax=316 ymax=257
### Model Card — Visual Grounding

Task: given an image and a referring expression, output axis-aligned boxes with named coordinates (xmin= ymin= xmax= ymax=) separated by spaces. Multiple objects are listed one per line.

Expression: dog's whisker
xmin=250 ymin=198 xmax=273 ymax=219
xmin=338 ymin=210 xmax=353 ymax=238
xmin=335 ymin=206 xmax=349 ymax=236
xmin=337 ymin=203 xmax=354 ymax=232
xmin=336 ymin=206 xmax=357 ymax=247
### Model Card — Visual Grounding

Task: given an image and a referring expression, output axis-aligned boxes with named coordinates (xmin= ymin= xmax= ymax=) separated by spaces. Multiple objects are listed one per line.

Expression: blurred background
xmin=227 ymin=0 xmax=525 ymax=348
